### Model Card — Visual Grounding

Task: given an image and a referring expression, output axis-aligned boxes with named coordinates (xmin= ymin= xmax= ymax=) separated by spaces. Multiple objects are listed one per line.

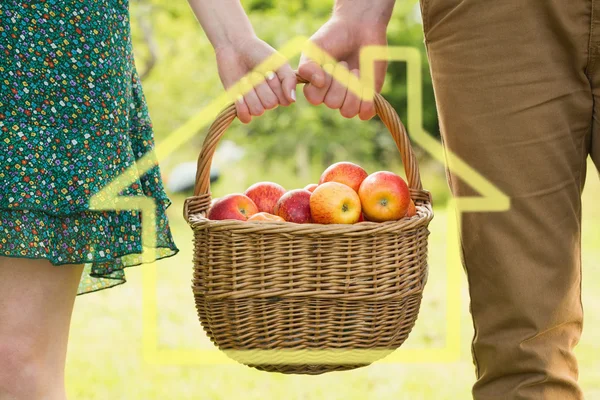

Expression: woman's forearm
xmin=187 ymin=0 xmax=255 ymax=50
xmin=333 ymin=0 xmax=395 ymax=27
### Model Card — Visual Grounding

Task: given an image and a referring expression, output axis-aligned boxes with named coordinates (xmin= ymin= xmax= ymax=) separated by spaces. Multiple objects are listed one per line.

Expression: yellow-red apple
xmin=358 ymin=171 xmax=410 ymax=222
xmin=304 ymin=183 xmax=318 ymax=193
xmin=244 ymin=182 xmax=286 ymax=214
xmin=275 ymin=189 xmax=312 ymax=223
xmin=207 ymin=194 xmax=258 ymax=221
xmin=405 ymin=199 xmax=417 ymax=218
xmin=248 ymin=212 xmax=285 ymax=222
xmin=319 ymin=161 xmax=368 ymax=193
xmin=310 ymin=182 xmax=362 ymax=224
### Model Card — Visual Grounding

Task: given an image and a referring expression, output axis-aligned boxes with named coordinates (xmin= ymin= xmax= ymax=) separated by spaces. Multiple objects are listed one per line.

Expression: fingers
xmin=324 ymin=61 xmax=350 ymax=110
xmin=235 ymin=96 xmax=252 ymax=124
xmin=252 ymin=72 xmax=278 ymax=111
xmin=358 ymin=74 xmax=376 ymax=120
xmin=234 ymin=67 xmax=297 ymax=123
xmin=298 ymin=53 xmax=327 ymax=105
xmin=237 ymin=64 xmax=374 ymax=123
xmin=297 ymin=59 xmax=326 ymax=88
xmin=358 ymin=97 xmax=376 ymax=121
xmin=252 ymin=66 xmax=297 ymax=112
xmin=229 ymin=55 xmax=376 ymax=123
xmin=374 ymin=59 xmax=388 ymax=94
xmin=266 ymin=71 xmax=290 ymax=107
xmin=240 ymin=76 xmax=265 ymax=118
xmin=340 ymin=69 xmax=361 ymax=119
xmin=299 ymin=59 xmax=371 ymax=119
xmin=277 ymin=64 xmax=297 ymax=104
xmin=233 ymin=76 xmax=259 ymax=124
xmin=303 ymin=63 xmax=334 ymax=106
xmin=236 ymin=64 xmax=298 ymax=123
xmin=327 ymin=64 xmax=376 ymax=120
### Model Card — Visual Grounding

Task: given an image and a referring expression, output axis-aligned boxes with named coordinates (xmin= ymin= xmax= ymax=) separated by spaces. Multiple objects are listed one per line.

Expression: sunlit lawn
xmin=66 ymin=160 xmax=600 ymax=400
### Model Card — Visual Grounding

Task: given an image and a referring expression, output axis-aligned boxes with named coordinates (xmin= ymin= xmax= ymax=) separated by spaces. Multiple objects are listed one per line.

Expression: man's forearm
xmin=333 ymin=0 xmax=396 ymax=27
xmin=187 ymin=0 xmax=255 ymax=49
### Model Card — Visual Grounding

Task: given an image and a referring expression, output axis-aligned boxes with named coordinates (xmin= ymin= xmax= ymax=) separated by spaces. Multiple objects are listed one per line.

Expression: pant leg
xmin=420 ymin=0 xmax=593 ymax=398
xmin=589 ymin=1 xmax=600 ymax=172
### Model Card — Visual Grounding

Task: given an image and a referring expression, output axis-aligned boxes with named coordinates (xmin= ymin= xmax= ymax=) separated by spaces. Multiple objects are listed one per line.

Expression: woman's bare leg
xmin=0 ymin=257 xmax=83 ymax=400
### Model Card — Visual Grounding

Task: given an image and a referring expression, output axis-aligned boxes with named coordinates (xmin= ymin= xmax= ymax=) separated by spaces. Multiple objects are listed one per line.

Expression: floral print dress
xmin=0 ymin=0 xmax=178 ymax=294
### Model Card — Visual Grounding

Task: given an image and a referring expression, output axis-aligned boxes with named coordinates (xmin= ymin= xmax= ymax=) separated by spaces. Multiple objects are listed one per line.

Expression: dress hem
xmin=81 ymin=249 xmax=179 ymax=295
xmin=0 ymin=246 xmax=179 ymax=295
xmin=0 ymin=244 xmax=179 ymax=267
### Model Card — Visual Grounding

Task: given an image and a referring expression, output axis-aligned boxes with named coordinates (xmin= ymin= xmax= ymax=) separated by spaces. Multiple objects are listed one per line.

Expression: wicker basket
xmin=184 ymin=75 xmax=433 ymax=375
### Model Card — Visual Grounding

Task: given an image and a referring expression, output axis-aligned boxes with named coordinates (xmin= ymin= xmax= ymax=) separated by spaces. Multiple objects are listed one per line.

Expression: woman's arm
xmin=187 ymin=0 xmax=296 ymax=123
xmin=187 ymin=0 xmax=254 ymax=51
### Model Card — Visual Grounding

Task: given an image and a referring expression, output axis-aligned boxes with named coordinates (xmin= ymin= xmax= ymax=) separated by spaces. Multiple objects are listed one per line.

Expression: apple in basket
xmin=207 ymin=194 xmax=258 ymax=221
xmin=304 ymin=183 xmax=318 ymax=193
xmin=406 ymin=199 xmax=417 ymax=218
xmin=319 ymin=161 xmax=368 ymax=193
xmin=244 ymin=182 xmax=286 ymax=214
xmin=358 ymin=171 xmax=410 ymax=222
xmin=310 ymin=182 xmax=362 ymax=224
xmin=274 ymin=189 xmax=312 ymax=223
xmin=247 ymin=212 xmax=285 ymax=222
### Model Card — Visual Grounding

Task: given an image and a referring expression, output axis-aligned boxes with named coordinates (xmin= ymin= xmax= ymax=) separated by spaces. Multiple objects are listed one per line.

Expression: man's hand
xmin=298 ymin=1 xmax=394 ymax=120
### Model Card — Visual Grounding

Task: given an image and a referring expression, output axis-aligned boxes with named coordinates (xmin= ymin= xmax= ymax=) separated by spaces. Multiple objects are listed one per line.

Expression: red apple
xmin=275 ymin=189 xmax=312 ymax=223
xmin=319 ymin=161 xmax=368 ymax=193
xmin=207 ymin=194 xmax=258 ymax=221
xmin=304 ymin=183 xmax=318 ymax=193
xmin=244 ymin=182 xmax=286 ymax=214
xmin=358 ymin=171 xmax=410 ymax=222
xmin=357 ymin=213 xmax=365 ymax=223
xmin=405 ymin=199 xmax=417 ymax=218
xmin=310 ymin=182 xmax=362 ymax=224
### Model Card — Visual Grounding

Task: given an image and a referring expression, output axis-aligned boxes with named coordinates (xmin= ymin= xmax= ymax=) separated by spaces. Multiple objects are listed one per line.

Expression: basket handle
xmin=186 ymin=72 xmax=428 ymax=219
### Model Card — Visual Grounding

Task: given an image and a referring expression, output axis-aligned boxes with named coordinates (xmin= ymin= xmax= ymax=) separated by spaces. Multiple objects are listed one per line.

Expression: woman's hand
xmin=297 ymin=0 xmax=394 ymax=120
xmin=215 ymin=36 xmax=296 ymax=124
xmin=187 ymin=0 xmax=296 ymax=124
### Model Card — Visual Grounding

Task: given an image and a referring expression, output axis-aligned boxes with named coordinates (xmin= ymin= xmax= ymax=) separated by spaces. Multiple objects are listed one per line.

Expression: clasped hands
xmin=215 ymin=14 xmax=389 ymax=123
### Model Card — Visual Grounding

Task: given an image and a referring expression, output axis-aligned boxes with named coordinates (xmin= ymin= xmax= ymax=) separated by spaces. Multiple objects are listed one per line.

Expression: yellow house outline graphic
xmin=90 ymin=37 xmax=510 ymax=365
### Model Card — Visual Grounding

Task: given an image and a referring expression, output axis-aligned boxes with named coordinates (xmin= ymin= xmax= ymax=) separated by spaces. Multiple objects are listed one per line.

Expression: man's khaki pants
xmin=420 ymin=0 xmax=599 ymax=398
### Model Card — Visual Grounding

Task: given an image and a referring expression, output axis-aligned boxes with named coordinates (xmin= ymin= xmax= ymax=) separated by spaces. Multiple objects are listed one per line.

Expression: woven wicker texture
xmin=185 ymin=74 xmax=433 ymax=374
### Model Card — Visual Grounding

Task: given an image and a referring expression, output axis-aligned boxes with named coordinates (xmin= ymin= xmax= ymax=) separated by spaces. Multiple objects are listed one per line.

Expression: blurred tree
xmin=132 ymin=0 xmax=159 ymax=79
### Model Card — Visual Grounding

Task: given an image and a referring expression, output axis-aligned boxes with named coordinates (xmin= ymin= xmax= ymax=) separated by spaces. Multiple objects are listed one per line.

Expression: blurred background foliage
xmin=129 ymin=0 xmax=448 ymax=203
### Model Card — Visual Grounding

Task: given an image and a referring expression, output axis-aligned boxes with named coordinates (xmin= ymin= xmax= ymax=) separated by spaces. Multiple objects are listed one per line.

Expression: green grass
xmin=66 ymin=160 xmax=600 ymax=400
